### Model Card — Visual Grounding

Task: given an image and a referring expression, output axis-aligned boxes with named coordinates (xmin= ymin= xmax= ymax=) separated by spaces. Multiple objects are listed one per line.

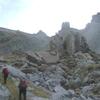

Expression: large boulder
xmin=26 ymin=51 xmax=59 ymax=64
xmin=37 ymin=51 xmax=59 ymax=64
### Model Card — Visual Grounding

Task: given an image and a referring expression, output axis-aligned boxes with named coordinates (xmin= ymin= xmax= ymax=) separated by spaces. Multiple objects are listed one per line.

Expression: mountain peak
xmin=36 ymin=30 xmax=49 ymax=38
xmin=92 ymin=12 xmax=100 ymax=23
xmin=37 ymin=30 xmax=47 ymax=35
xmin=61 ymin=22 xmax=70 ymax=30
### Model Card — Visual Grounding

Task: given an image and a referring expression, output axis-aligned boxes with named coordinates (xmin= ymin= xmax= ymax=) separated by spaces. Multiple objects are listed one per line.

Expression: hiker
xmin=2 ymin=67 xmax=9 ymax=84
xmin=18 ymin=78 xmax=28 ymax=100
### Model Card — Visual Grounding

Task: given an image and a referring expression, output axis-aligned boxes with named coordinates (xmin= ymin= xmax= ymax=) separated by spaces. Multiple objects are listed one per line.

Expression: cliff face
xmin=49 ymin=22 xmax=90 ymax=58
xmin=83 ymin=13 xmax=100 ymax=53
xmin=48 ymin=13 xmax=100 ymax=55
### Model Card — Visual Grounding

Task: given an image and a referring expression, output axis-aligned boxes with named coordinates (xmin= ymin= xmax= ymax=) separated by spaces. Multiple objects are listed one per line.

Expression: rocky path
xmin=0 ymin=61 xmax=100 ymax=100
xmin=0 ymin=64 xmax=51 ymax=100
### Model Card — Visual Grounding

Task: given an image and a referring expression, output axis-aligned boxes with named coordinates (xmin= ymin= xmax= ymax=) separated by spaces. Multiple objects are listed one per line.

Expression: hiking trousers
xmin=19 ymin=89 xmax=26 ymax=100
xmin=4 ymin=75 xmax=8 ymax=84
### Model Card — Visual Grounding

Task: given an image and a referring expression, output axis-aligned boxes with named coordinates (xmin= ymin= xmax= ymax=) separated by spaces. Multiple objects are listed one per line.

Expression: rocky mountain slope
xmin=0 ymin=13 xmax=100 ymax=100
xmin=0 ymin=49 xmax=100 ymax=100
xmin=0 ymin=64 xmax=51 ymax=100
xmin=0 ymin=28 xmax=50 ymax=54
xmin=83 ymin=12 xmax=100 ymax=53
xmin=0 ymin=21 xmax=100 ymax=100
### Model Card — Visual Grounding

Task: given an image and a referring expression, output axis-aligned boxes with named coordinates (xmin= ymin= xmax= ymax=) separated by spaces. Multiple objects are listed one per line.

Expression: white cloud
xmin=0 ymin=0 xmax=100 ymax=36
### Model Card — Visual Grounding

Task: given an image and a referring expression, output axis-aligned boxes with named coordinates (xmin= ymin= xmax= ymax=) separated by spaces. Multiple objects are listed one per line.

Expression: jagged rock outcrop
xmin=83 ymin=12 xmax=100 ymax=53
xmin=63 ymin=32 xmax=90 ymax=55
xmin=49 ymin=22 xmax=90 ymax=58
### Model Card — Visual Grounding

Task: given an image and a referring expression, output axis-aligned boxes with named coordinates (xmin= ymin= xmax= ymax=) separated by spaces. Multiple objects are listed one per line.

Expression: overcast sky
xmin=0 ymin=0 xmax=100 ymax=36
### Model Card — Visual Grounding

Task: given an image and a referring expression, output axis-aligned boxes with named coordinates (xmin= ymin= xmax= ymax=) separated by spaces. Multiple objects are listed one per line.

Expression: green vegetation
xmin=28 ymin=81 xmax=50 ymax=98
xmin=6 ymin=77 xmax=19 ymax=100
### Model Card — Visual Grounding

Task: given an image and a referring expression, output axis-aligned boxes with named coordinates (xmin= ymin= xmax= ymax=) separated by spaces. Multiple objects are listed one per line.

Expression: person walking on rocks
xmin=2 ymin=67 xmax=9 ymax=84
xmin=18 ymin=78 xmax=28 ymax=100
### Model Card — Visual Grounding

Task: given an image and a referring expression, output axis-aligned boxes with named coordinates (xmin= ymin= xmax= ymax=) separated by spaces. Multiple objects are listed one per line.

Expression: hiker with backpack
xmin=2 ymin=67 xmax=9 ymax=84
xmin=18 ymin=78 xmax=28 ymax=100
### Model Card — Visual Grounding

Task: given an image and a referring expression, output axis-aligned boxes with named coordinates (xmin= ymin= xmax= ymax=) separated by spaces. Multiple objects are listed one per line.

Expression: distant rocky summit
xmin=0 ymin=28 xmax=50 ymax=54
xmin=83 ymin=12 xmax=100 ymax=53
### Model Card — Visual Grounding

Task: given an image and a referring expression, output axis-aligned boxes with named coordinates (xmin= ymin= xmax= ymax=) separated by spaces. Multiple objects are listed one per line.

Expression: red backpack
xmin=19 ymin=79 xmax=28 ymax=89
xmin=3 ymin=68 xmax=9 ymax=76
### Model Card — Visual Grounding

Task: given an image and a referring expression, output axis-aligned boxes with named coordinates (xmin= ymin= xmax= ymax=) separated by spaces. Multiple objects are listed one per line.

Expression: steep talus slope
xmin=1 ymin=51 xmax=100 ymax=100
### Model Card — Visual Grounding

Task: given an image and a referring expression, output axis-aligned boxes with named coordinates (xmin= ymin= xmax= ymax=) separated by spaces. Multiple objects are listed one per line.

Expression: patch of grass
xmin=6 ymin=77 xmax=19 ymax=100
xmin=33 ymin=86 xmax=50 ymax=98
xmin=0 ymin=71 xmax=18 ymax=100
xmin=86 ymin=64 xmax=100 ymax=71
xmin=28 ymin=81 xmax=50 ymax=98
